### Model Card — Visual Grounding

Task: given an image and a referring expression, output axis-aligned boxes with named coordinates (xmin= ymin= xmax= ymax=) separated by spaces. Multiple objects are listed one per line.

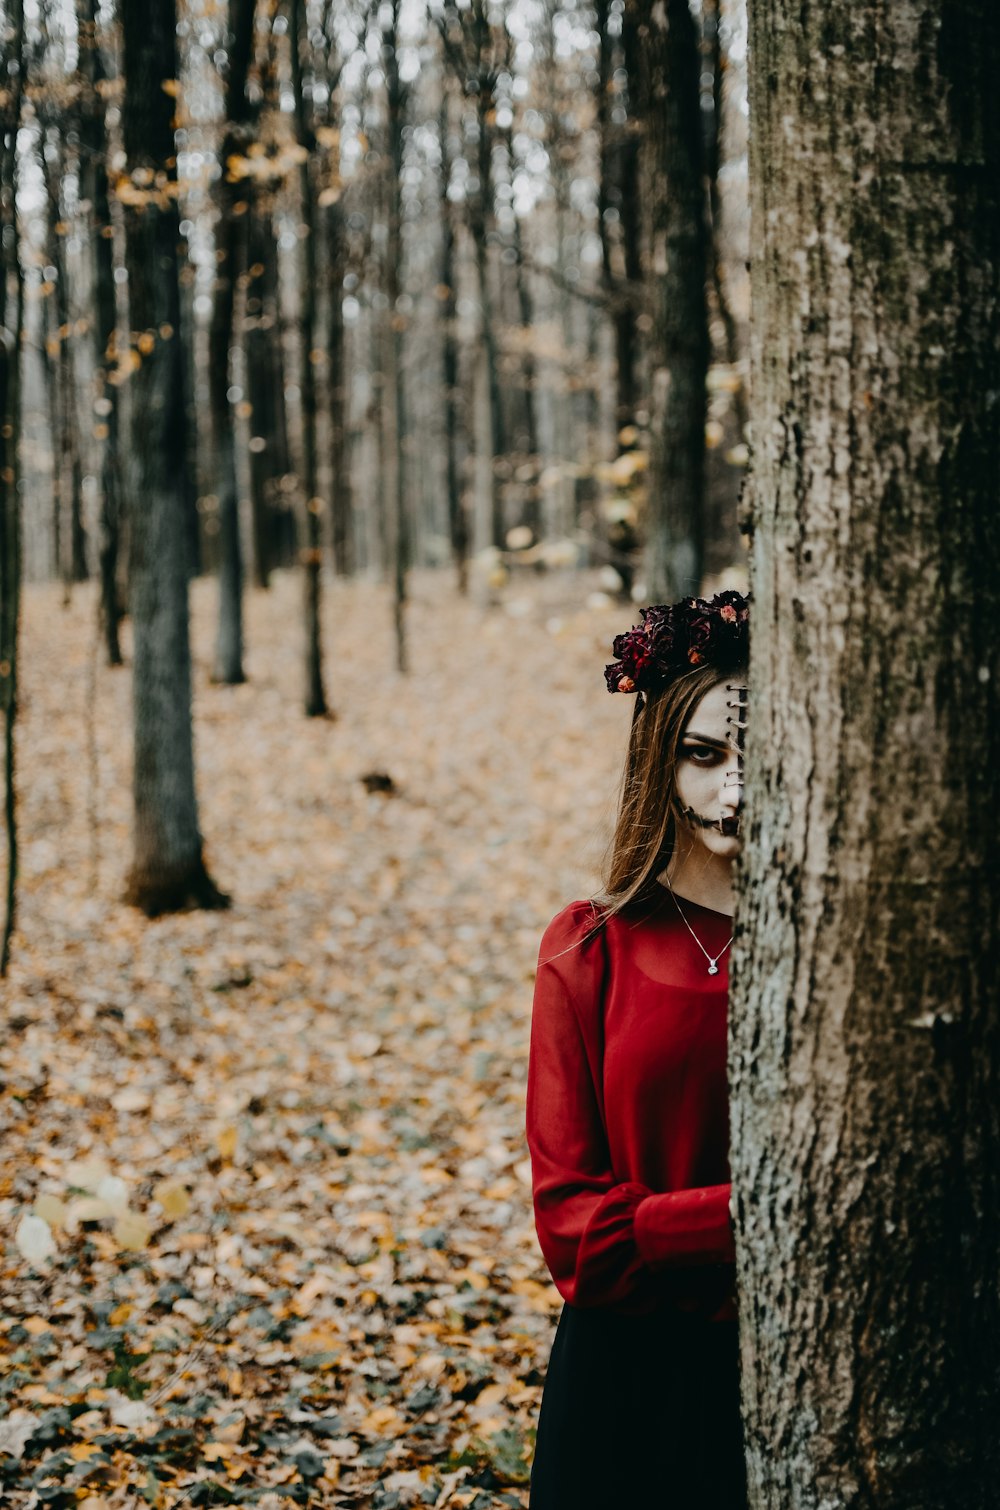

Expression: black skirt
xmin=529 ymin=1302 xmax=747 ymax=1509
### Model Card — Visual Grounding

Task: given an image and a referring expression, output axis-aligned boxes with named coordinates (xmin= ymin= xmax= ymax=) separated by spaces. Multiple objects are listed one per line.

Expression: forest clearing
xmin=2 ymin=570 xmax=627 ymax=1509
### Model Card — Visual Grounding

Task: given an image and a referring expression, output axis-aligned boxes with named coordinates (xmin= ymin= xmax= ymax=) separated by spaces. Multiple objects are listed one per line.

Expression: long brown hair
xmin=599 ymin=662 xmax=743 ymax=920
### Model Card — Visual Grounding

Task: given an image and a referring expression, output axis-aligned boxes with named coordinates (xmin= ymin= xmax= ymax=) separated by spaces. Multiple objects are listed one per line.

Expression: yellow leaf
xmin=451 ymin=1268 xmax=489 ymax=1291
xmin=214 ymin=1417 xmax=245 ymax=1443
xmin=108 ymin=1303 xmax=132 ymax=1325
xmin=473 ymin=1382 xmax=507 ymax=1410
xmin=290 ymin=1272 xmax=330 ymax=1316
xmin=113 ymin=1210 xmax=151 ymax=1251
xmin=70 ymin=1442 xmax=102 ymax=1462
xmin=216 ymin=1125 xmax=238 ymax=1162
xmin=23 ymin=1316 xmax=52 ymax=1335
xmin=362 ymin=1404 xmax=401 ymax=1435
xmin=153 ymin=1177 xmax=190 ymax=1219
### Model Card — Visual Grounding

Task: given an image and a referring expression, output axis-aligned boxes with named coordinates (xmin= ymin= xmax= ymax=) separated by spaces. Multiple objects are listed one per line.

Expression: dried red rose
xmin=604 ymin=591 xmax=748 ymax=693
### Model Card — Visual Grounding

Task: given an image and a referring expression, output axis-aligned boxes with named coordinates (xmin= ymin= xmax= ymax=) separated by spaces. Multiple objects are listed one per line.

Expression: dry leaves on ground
xmin=1 ymin=569 xmax=628 ymax=1509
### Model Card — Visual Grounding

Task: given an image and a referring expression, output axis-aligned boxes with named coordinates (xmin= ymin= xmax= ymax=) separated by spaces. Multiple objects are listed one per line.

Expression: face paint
xmin=680 ymin=805 xmax=740 ymax=836
xmin=675 ymin=680 xmax=747 ymax=851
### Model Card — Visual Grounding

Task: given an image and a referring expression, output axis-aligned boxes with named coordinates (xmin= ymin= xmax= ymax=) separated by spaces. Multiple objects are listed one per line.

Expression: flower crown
xmin=604 ymin=590 xmax=749 ymax=694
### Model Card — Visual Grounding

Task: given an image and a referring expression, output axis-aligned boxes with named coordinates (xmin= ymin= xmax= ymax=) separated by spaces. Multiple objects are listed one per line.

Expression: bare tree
xmin=438 ymin=85 xmax=468 ymax=591
xmin=732 ymin=2 xmax=1000 ymax=1503
xmin=380 ymin=0 xmax=409 ymax=672
xmin=289 ymin=0 xmax=329 ymax=717
xmin=438 ymin=0 xmax=506 ymax=548
xmin=636 ymin=0 xmax=709 ymax=599
xmin=120 ymin=0 xmax=227 ymax=914
xmin=0 ymin=0 xmax=25 ymax=974
xmin=210 ymin=0 xmax=255 ymax=685
xmin=77 ymin=0 xmax=124 ymax=665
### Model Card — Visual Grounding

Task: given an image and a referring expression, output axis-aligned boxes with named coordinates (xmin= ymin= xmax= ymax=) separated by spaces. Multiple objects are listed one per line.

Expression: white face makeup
xmin=674 ymin=679 xmax=747 ymax=860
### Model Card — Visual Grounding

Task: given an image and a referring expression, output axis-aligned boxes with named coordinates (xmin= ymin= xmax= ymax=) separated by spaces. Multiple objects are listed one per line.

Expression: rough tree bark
xmin=637 ymin=0 xmax=709 ymax=599
xmin=731 ymin=3 xmax=1000 ymax=1505
xmin=209 ymin=0 xmax=255 ymax=686
xmin=120 ymin=0 xmax=227 ymax=915
xmin=0 ymin=0 xmax=25 ymax=974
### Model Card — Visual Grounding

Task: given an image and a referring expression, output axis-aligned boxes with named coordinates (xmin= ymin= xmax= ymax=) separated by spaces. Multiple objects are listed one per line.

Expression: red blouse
xmin=526 ymin=892 xmax=736 ymax=1317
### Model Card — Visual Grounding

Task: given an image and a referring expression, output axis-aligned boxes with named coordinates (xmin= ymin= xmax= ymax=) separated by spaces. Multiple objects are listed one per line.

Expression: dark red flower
xmin=605 ymin=591 xmax=749 ymax=692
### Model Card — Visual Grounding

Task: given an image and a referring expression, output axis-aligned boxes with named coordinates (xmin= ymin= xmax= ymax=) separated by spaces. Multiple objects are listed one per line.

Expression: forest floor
xmin=0 ymin=567 xmax=630 ymax=1509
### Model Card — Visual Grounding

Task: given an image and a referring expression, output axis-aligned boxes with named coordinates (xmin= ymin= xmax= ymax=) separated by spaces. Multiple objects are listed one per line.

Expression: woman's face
xmin=674 ymin=678 xmax=745 ymax=860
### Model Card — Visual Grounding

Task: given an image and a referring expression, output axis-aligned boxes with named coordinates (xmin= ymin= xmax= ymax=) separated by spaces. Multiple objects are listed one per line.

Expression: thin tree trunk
xmin=78 ymin=0 xmax=124 ymax=665
xmin=210 ymin=0 xmax=255 ymax=685
xmin=42 ymin=144 xmax=75 ymax=593
xmin=120 ymin=0 xmax=227 ymax=915
xmin=703 ymin=0 xmax=747 ymax=438
xmin=382 ymin=1 xmax=408 ymax=673
xmin=732 ymin=3 xmax=1000 ymax=1504
xmin=439 ymin=96 xmax=468 ymax=593
xmin=597 ymin=0 xmax=641 ymax=443
xmin=290 ymin=0 xmax=329 ymax=717
xmin=472 ymin=146 xmax=505 ymax=548
xmin=639 ymin=0 xmax=709 ymax=600
xmin=326 ymin=194 xmax=353 ymax=577
xmin=246 ymin=193 xmax=278 ymax=589
xmin=0 ymin=0 xmax=25 ymax=975
xmin=508 ymin=192 xmax=540 ymax=537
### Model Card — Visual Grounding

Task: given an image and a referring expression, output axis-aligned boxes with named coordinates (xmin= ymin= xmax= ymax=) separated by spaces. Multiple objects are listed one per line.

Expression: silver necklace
xmin=663 ymin=879 xmax=733 ymax=976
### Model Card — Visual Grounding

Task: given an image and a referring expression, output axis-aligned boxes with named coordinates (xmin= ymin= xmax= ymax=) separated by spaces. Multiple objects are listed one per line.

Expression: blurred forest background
xmin=0 ymin=0 xmax=751 ymax=1505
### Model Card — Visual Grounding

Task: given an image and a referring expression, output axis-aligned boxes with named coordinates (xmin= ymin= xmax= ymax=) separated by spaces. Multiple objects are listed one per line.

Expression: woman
xmin=526 ymin=591 xmax=749 ymax=1509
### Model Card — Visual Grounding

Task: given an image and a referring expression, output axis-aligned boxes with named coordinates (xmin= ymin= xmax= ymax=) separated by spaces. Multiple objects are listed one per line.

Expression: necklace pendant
xmin=707 ymin=960 xmax=719 ymax=976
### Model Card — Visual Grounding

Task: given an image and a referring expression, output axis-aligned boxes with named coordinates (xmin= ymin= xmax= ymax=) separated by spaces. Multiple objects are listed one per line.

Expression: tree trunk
xmin=78 ymin=0 xmax=124 ymax=665
xmin=209 ymin=0 xmax=255 ymax=685
xmin=731 ymin=4 xmax=1000 ymax=1505
xmin=597 ymin=0 xmax=642 ymax=443
xmin=0 ymin=0 xmax=25 ymax=974
xmin=382 ymin=1 xmax=408 ymax=673
xmin=469 ymin=67 xmax=505 ymax=549
xmin=509 ymin=194 xmax=540 ymax=538
xmin=439 ymin=96 xmax=468 ymax=593
xmin=326 ymin=194 xmax=354 ymax=577
xmin=703 ymin=0 xmax=746 ymax=440
xmin=290 ymin=0 xmax=329 ymax=718
xmin=120 ymin=0 xmax=227 ymax=915
xmin=246 ymin=191 xmax=281 ymax=589
xmin=42 ymin=142 xmax=86 ymax=592
xmin=638 ymin=0 xmax=709 ymax=599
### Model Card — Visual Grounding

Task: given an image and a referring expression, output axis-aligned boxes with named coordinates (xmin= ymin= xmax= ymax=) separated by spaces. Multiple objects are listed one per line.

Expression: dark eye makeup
xmin=681 ymin=742 xmax=726 ymax=766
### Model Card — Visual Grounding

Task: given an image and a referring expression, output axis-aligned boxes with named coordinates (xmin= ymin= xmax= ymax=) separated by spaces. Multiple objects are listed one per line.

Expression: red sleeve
xmin=526 ymin=903 xmax=734 ymax=1311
